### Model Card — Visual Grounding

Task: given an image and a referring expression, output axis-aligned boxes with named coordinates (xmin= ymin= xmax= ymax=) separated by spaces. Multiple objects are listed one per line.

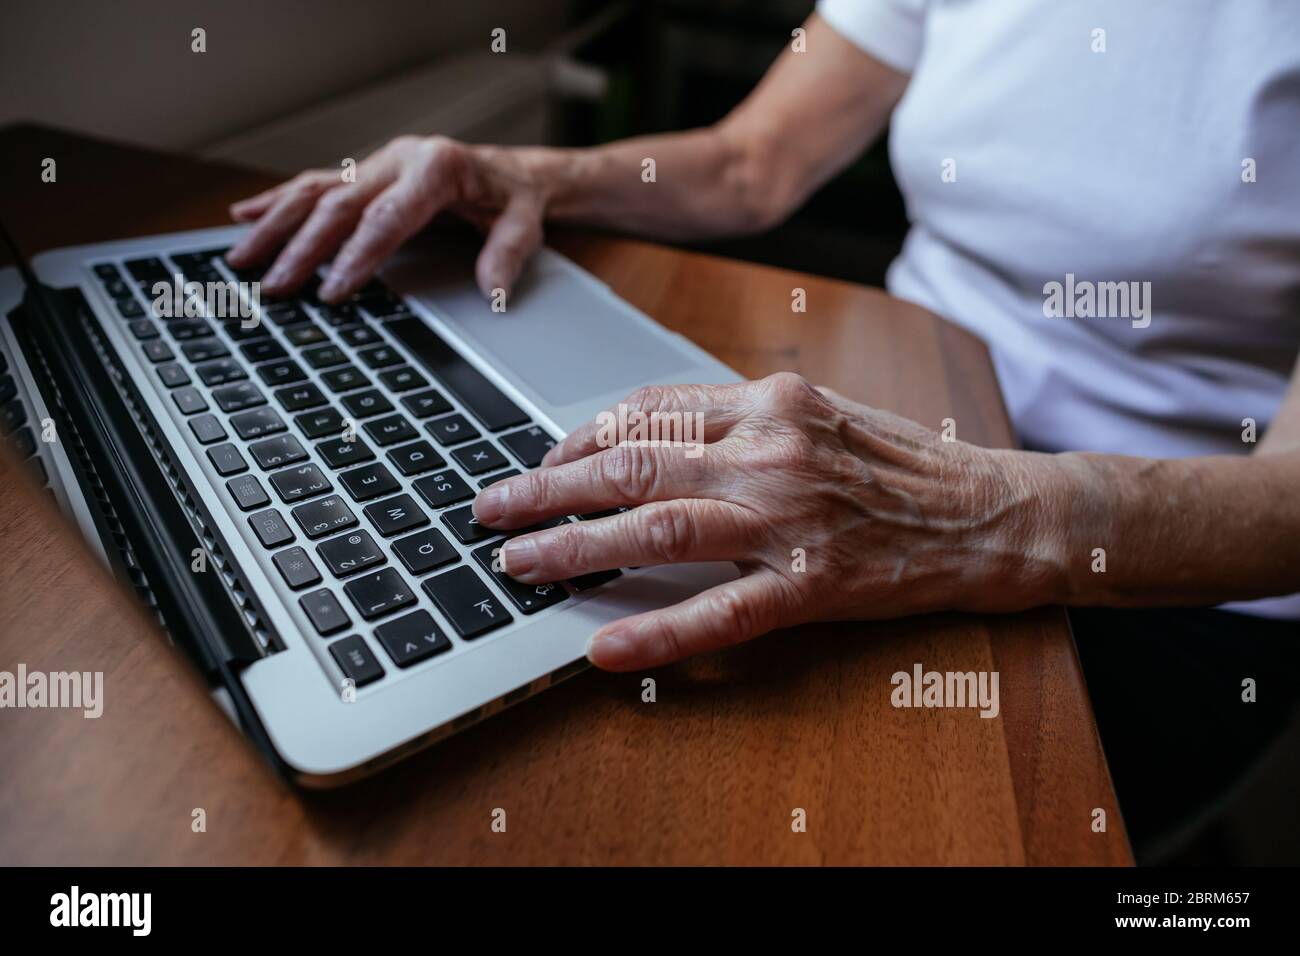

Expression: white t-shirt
xmin=818 ymin=0 xmax=1300 ymax=618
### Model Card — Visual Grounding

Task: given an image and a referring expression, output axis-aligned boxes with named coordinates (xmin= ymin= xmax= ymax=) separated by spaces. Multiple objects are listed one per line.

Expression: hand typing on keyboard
xmin=472 ymin=373 xmax=1067 ymax=672
xmin=225 ymin=135 xmax=554 ymax=303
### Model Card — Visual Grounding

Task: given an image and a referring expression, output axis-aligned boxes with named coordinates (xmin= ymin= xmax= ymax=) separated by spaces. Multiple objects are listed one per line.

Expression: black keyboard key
xmin=248 ymin=433 xmax=307 ymax=470
xmin=440 ymin=503 xmax=496 ymax=544
xmin=291 ymin=493 xmax=358 ymax=539
xmin=181 ymin=340 xmax=229 ymax=365
xmin=256 ymin=359 xmax=306 ymax=387
xmin=338 ymin=461 xmax=401 ymax=502
xmin=321 ymin=365 xmax=369 ymax=392
xmin=116 ymin=297 xmax=145 ymax=319
xmin=11 ymin=427 xmax=36 ymax=459
xmin=284 ymin=322 xmax=328 ymax=347
xmin=264 ymin=303 xmax=310 ymax=327
xmin=568 ymin=568 xmax=623 ymax=592
xmin=142 ymin=340 xmax=174 ymax=363
xmin=230 ymin=406 xmax=286 ymax=440
xmin=343 ymin=567 xmax=416 ymax=621
xmin=241 ymin=339 xmax=288 ymax=363
xmin=170 ymin=319 xmax=214 ymax=341
xmin=426 ymin=413 xmax=479 ymax=446
xmin=299 ymin=588 xmax=350 ymax=636
xmin=387 ymin=440 xmax=445 ymax=477
xmin=364 ymin=493 xmax=429 ymax=537
xmin=392 ymin=527 xmax=458 ymax=575
xmin=224 ymin=322 xmax=268 ymax=342
xmin=357 ymin=344 xmax=402 ymax=369
xmin=212 ymin=381 xmax=266 ymax=412
xmin=340 ymin=389 xmax=392 ymax=418
xmin=358 ymin=295 xmax=411 ymax=321
xmin=294 ymin=407 xmax=345 ymax=438
xmin=0 ymin=400 xmax=24 ymax=434
xmin=472 ymin=541 xmax=570 ymax=615
xmin=125 ymin=256 xmax=169 ymax=284
xmin=450 ymin=440 xmax=509 ymax=475
xmin=301 ymin=344 xmax=348 ymax=369
xmin=378 ymin=366 xmax=427 ymax=392
xmin=317 ymin=529 xmax=386 ymax=578
xmin=387 ymin=316 xmax=528 ymax=431
xmin=412 ymin=469 xmax=474 ymax=509
xmin=128 ymin=319 xmax=158 ymax=340
xmin=0 ymin=376 xmax=13 ymax=404
xmin=316 ymin=436 xmax=376 ymax=469
xmin=401 ymin=389 xmax=452 ymax=419
xmin=207 ymin=442 xmax=248 ymax=476
xmin=375 ymin=610 xmax=451 ymax=668
xmin=478 ymin=468 xmax=521 ymax=489
xmin=248 ymin=508 xmax=295 ymax=548
xmin=269 ymin=463 xmax=332 ymax=503
xmin=500 ymin=425 xmax=557 ymax=469
xmin=329 ymin=635 xmax=385 ymax=687
xmin=194 ymin=358 xmax=246 ymax=385
xmin=156 ymin=363 xmax=191 ymax=388
xmin=363 ymin=413 xmax=418 ymax=447
xmin=338 ymin=325 xmax=382 ymax=347
xmin=226 ymin=473 xmax=270 ymax=511
xmin=421 ymin=566 xmax=512 ymax=639
xmin=275 ymin=382 xmax=327 ymax=412
xmin=188 ymin=413 xmax=226 ymax=444
xmin=318 ymin=302 xmax=359 ymax=326
xmin=273 ymin=546 xmax=322 ymax=589
xmin=93 ymin=262 xmax=122 ymax=282
xmin=172 ymin=386 xmax=208 ymax=415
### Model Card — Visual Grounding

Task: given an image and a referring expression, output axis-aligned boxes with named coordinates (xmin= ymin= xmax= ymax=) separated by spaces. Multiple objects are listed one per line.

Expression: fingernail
xmin=225 ymin=245 xmax=248 ymax=266
xmin=318 ymin=275 xmax=345 ymax=301
xmin=474 ymin=484 xmax=507 ymax=524
xmin=501 ymin=536 xmax=537 ymax=577
xmin=263 ymin=265 xmax=288 ymax=288
xmin=587 ymin=629 xmax=634 ymax=668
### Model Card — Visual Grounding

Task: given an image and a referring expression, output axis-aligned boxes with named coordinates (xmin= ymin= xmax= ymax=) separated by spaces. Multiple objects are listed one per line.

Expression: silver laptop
xmin=0 ymin=224 xmax=739 ymax=784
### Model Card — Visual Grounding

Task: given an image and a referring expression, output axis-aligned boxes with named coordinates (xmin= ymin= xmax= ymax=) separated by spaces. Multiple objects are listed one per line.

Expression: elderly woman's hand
xmin=472 ymin=373 xmax=1068 ymax=671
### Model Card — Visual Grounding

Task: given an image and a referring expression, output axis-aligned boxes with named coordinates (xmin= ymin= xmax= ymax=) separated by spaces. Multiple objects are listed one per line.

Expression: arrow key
xmin=375 ymin=610 xmax=452 ymax=667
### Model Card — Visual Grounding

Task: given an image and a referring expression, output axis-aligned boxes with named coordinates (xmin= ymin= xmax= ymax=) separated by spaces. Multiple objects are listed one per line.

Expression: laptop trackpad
xmin=406 ymin=249 xmax=693 ymax=407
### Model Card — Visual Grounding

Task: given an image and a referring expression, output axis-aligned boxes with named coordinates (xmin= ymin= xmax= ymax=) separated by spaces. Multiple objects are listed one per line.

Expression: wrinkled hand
xmin=226 ymin=135 xmax=549 ymax=301
xmin=472 ymin=373 xmax=1064 ymax=671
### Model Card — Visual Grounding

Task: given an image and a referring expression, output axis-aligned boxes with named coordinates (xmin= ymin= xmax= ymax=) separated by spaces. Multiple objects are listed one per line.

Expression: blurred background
xmin=0 ymin=0 xmax=907 ymax=287
xmin=3 ymin=0 xmax=1297 ymax=867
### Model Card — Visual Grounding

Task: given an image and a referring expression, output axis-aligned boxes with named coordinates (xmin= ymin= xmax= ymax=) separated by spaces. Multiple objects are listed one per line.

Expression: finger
xmin=319 ymin=156 xmax=461 ymax=301
xmin=474 ymin=440 xmax=720 ymax=530
xmin=225 ymin=172 xmax=334 ymax=267
xmin=261 ymin=177 xmax=390 ymax=294
xmin=229 ymin=186 xmax=283 ymax=223
xmin=498 ymin=498 xmax=752 ymax=583
xmin=541 ymin=382 xmax=750 ymax=469
xmin=474 ymin=193 xmax=543 ymax=299
xmin=586 ymin=572 xmax=792 ymax=671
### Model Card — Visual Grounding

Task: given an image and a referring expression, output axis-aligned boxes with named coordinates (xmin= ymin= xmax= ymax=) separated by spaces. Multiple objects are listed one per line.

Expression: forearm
xmin=1038 ymin=449 xmax=1300 ymax=607
xmin=500 ymin=127 xmax=789 ymax=241
xmin=471 ymin=12 xmax=909 ymax=244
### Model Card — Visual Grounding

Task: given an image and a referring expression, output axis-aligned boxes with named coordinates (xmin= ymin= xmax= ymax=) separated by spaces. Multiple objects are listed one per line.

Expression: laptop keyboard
xmin=88 ymin=248 xmax=622 ymax=694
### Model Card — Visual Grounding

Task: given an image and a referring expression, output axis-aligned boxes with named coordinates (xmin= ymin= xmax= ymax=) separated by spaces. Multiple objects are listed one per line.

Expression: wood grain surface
xmin=0 ymin=125 xmax=1131 ymax=864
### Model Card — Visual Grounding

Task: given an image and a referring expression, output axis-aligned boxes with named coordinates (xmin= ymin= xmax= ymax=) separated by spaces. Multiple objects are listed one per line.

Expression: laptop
xmin=0 ymin=223 xmax=740 ymax=784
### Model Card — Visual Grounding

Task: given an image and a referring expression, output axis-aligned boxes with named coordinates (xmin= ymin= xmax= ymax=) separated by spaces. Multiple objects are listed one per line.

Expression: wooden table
xmin=0 ymin=124 xmax=1131 ymax=865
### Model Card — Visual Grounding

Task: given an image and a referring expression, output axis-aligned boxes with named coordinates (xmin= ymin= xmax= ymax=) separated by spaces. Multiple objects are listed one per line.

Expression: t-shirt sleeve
xmin=816 ymin=0 xmax=928 ymax=73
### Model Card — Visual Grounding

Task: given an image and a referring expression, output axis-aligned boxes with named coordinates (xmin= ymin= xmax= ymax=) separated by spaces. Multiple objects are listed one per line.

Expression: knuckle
xmin=361 ymin=194 xmax=405 ymax=233
xmin=317 ymin=187 xmax=358 ymax=215
xmin=548 ymin=524 xmax=588 ymax=572
xmin=638 ymin=503 xmax=697 ymax=563
xmin=624 ymin=384 xmax=669 ymax=414
xmin=710 ymin=586 xmax=757 ymax=645
xmin=759 ymin=371 xmax=821 ymax=413
xmin=601 ymin=443 xmax=658 ymax=501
